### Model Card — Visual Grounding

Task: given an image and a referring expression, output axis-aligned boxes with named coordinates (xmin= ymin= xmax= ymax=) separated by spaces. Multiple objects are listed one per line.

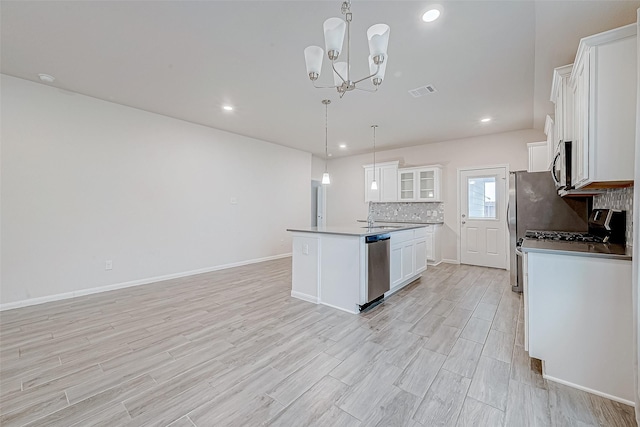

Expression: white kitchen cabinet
xmin=390 ymin=245 xmax=403 ymax=287
xmin=544 ymin=115 xmax=555 ymax=171
xmin=525 ymin=250 xmax=633 ymax=404
xmin=363 ymin=161 xmax=399 ymax=202
xmin=390 ymin=228 xmax=427 ymax=290
xmin=570 ymin=24 xmax=637 ymax=189
xmin=527 ymin=141 xmax=548 ymax=172
xmin=398 ymin=165 xmax=442 ymax=202
xmin=401 ymin=244 xmax=415 ymax=281
xmin=550 ymin=64 xmax=574 ymax=148
xmin=415 ymin=240 xmax=427 ymax=273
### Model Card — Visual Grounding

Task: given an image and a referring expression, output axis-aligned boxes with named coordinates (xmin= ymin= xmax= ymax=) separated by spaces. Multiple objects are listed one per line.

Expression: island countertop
xmin=521 ymin=238 xmax=632 ymax=261
xmin=356 ymin=219 xmax=444 ymax=225
xmin=286 ymin=224 xmax=426 ymax=237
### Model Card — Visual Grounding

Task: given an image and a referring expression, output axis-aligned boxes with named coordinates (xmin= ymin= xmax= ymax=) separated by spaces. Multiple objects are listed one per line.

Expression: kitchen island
xmin=521 ymin=239 xmax=633 ymax=405
xmin=286 ymin=225 xmax=428 ymax=314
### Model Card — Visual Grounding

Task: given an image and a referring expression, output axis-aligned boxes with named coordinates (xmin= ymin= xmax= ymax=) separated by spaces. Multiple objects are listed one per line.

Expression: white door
xmin=460 ymin=167 xmax=507 ymax=269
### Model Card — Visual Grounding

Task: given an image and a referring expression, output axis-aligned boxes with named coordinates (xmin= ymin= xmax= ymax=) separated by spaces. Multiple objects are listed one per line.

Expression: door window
xmin=467 ymin=176 xmax=496 ymax=219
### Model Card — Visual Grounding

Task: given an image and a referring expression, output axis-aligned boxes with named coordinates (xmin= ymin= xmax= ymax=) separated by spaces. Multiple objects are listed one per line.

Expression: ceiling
xmin=1 ymin=1 xmax=638 ymax=158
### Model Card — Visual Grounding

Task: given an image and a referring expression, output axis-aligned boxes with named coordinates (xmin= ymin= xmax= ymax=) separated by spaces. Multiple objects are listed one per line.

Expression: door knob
xmin=462 ymin=221 xmax=466 ymax=224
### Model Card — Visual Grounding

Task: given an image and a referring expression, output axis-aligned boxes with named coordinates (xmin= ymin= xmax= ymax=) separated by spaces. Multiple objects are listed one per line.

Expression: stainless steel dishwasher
xmin=360 ymin=233 xmax=391 ymax=311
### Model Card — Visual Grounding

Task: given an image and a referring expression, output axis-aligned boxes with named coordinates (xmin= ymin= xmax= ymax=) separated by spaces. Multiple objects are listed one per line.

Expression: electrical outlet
xmin=105 ymin=260 xmax=113 ymax=270
xmin=230 ymin=197 xmax=237 ymax=205
xmin=303 ymin=244 xmax=309 ymax=255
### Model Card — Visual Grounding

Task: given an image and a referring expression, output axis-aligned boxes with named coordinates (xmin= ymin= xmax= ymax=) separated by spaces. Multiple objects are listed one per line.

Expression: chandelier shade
xmin=366 ymin=24 xmax=390 ymax=59
xmin=304 ymin=46 xmax=324 ymax=77
xmin=323 ymin=18 xmax=346 ymax=58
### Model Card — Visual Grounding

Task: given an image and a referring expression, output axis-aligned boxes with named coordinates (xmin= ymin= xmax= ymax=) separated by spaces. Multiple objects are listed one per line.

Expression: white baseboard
xmin=0 ymin=253 xmax=292 ymax=312
xmin=319 ymin=301 xmax=358 ymax=315
xmin=442 ymin=258 xmax=460 ymax=264
xmin=290 ymin=291 xmax=318 ymax=304
xmin=427 ymin=260 xmax=443 ymax=267
xmin=542 ymin=374 xmax=635 ymax=407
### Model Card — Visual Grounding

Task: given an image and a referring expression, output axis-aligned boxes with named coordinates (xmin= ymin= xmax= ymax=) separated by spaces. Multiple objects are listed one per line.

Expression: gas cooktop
xmin=524 ymin=230 xmax=604 ymax=243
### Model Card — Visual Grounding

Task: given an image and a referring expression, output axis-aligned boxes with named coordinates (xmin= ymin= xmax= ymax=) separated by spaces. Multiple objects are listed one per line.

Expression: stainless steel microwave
xmin=551 ymin=140 xmax=572 ymax=191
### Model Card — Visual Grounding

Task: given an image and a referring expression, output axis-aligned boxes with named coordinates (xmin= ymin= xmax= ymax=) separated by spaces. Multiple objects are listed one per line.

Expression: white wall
xmin=1 ymin=75 xmax=311 ymax=307
xmin=325 ymin=129 xmax=544 ymax=262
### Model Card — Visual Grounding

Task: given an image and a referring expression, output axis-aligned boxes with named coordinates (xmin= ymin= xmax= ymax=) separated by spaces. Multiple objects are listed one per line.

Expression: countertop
xmin=286 ymin=224 xmax=426 ymax=237
xmin=356 ymin=219 xmax=444 ymax=225
xmin=521 ymin=238 xmax=632 ymax=261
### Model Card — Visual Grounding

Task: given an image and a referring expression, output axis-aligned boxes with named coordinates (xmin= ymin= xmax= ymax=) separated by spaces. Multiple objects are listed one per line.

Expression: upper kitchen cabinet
xmin=570 ymin=24 xmax=637 ymax=190
xmin=550 ymin=64 xmax=574 ymax=148
xmin=398 ymin=165 xmax=442 ymax=202
xmin=363 ymin=161 xmax=399 ymax=202
xmin=527 ymin=141 xmax=548 ymax=172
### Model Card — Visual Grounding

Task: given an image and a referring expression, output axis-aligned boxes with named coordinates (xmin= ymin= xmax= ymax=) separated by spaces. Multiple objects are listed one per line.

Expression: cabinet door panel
xmin=401 ymin=243 xmax=415 ymax=280
xmin=414 ymin=240 xmax=427 ymax=273
xmin=418 ymin=170 xmax=436 ymax=200
xmin=399 ymin=171 xmax=415 ymax=201
xmin=380 ymin=166 xmax=398 ymax=202
xmin=572 ymin=52 xmax=589 ymax=188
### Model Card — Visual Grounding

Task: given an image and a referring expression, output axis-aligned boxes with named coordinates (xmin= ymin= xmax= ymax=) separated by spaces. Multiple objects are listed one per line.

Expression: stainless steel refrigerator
xmin=508 ymin=171 xmax=590 ymax=292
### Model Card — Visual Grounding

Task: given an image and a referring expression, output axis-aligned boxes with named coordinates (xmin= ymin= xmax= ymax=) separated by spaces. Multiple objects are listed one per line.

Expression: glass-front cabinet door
xmin=399 ymin=171 xmax=415 ymax=200
xmin=418 ymin=170 xmax=436 ymax=200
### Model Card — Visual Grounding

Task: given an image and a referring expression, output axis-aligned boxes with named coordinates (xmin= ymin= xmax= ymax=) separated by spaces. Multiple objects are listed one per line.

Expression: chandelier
xmin=303 ymin=1 xmax=390 ymax=98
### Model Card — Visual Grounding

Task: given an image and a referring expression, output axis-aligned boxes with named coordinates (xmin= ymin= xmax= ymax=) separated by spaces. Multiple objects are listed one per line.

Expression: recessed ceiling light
xmin=38 ymin=73 xmax=55 ymax=83
xmin=480 ymin=117 xmax=492 ymax=123
xmin=222 ymin=105 xmax=234 ymax=111
xmin=422 ymin=9 xmax=441 ymax=22
xmin=339 ymin=143 xmax=347 ymax=149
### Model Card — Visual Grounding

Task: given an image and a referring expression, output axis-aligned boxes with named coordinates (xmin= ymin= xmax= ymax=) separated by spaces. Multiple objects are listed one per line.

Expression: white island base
xmin=288 ymin=226 xmax=427 ymax=314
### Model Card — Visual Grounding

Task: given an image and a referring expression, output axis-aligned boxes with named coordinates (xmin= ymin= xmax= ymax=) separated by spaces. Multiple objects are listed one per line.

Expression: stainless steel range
xmin=524 ymin=230 xmax=604 ymax=243
xmin=523 ymin=209 xmax=626 ymax=245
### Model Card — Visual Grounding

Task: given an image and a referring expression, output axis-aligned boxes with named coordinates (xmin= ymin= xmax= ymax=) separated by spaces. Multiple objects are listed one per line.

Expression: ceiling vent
xmin=408 ymin=84 xmax=437 ymax=98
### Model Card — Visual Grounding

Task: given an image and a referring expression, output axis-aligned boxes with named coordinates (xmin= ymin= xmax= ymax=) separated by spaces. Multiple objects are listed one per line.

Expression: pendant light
xmin=321 ymin=99 xmax=331 ymax=185
xmin=371 ymin=125 xmax=378 ymax=190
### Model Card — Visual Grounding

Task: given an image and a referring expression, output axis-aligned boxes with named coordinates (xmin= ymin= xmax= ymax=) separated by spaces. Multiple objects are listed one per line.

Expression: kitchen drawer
xmin=413 ymin=227 xmax=428 ymax=239
xmin=391 ymin=229 xmax=415 ymax=244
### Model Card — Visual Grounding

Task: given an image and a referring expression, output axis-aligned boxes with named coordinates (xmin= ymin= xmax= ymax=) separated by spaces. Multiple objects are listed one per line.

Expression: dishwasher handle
xmin=365 ymin=234 xmax=391 ymax=243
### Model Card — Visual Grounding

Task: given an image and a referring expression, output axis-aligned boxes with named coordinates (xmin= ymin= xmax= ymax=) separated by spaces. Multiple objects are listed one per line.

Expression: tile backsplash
xmin=370 ymin=202 xmax=444 ymax=223
xmin=593 ymin=187 xmax=634 ymax=247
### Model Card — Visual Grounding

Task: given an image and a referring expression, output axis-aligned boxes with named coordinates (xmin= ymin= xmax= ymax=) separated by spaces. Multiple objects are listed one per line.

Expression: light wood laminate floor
xmin=0 ymin=259 xmax=636 ymax=426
